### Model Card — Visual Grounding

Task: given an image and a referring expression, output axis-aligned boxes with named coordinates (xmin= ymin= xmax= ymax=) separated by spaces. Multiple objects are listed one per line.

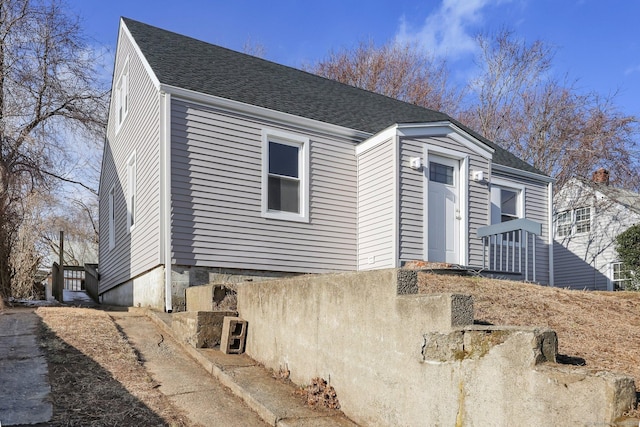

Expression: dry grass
xmin=419 ymin=273 xmax=640 ymax=415
xmin=36 ymin=307 xmax=191 ymax=426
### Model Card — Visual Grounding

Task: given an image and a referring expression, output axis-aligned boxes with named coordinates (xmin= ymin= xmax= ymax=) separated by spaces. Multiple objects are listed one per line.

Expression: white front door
xmin=427 ymin=155 xmax=460 ymax=263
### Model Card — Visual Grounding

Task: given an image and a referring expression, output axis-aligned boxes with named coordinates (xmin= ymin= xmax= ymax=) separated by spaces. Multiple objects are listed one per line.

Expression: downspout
xmin=393 ymin=129 xmax=400 ymax=267
xmin=161 ymin=91 xmax=173 ymax=312
xmin=547 ymin=181 xmax=554 ymax=286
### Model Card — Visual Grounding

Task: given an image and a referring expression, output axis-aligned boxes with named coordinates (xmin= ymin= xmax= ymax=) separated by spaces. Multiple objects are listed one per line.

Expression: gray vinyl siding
xmin=357 ymin=139 xmax=396 ymax=270
xmin=399 ymin=142 xmax=423 ymax=262
xmin=398 ymin=135 xmax=491 ymax=267
xmin=492 ymin=171 xmax=550 ymax=285
xmin=170 ymin=99 xmax=357 ymax=273
xmin=98 ymin=30 xmax=161 ymax=293
xmin=553 ymin=240 xmax=608 ymax=290
xmin=467 ymin=158 xmax=491 ymax=267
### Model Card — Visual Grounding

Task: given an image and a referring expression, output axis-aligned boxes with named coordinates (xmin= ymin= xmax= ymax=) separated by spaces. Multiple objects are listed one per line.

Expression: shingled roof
xmin=579 ymin=179 xmax=640 ymax=215
xmin=122 ymin=18 xmax=544 ymax=175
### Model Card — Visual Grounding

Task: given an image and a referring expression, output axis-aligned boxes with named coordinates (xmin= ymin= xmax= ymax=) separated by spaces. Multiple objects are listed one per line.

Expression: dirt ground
xmin=36 ymin=307 xmax=192 ymax=426
xmin=3 ymin=274 xmax=639 ymax=423
xmin=418 ymin=272 xmax=640 ymax=417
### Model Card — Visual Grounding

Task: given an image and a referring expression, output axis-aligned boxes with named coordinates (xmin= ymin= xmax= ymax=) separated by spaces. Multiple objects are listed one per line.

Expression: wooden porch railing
xmin=477 ymin=218 xmax=542 ymax=282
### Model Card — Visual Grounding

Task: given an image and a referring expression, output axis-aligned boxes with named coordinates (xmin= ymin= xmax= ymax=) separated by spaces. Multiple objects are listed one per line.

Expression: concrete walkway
xmin=140 ymin=309 xmax=357 ymax=427
xmin=0 ymin=308 xmax=52 ymax=426
xmin=112 ymin=311 xmax=269 ymax=427
xmin=0 ymin=294 xmax=356 ymax=426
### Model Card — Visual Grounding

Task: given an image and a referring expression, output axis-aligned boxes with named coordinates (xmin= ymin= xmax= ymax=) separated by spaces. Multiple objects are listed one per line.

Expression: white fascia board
xmin=159 ymin=83 xmax=369 ymax=142
xmin=355 ymin=125 xmax=398 ymax=155
xmin=493 ymin=163 xmax=555 ymax=183
xmin=397 ymin=122 xmax=494 ymax=159
xmin=119 ymin=19 xmax=161 ymax=90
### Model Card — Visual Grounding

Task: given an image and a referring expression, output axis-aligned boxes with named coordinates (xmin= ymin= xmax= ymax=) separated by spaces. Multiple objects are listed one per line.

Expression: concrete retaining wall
xmin=171 ymin=265 xmax=297 ymax=311
xmin=236 ymin=269 xmax=636 ymax=426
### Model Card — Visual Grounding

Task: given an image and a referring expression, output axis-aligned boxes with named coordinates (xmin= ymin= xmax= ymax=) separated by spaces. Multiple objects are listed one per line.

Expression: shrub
xmin=615 ymin=224 xmax=640 ymax=291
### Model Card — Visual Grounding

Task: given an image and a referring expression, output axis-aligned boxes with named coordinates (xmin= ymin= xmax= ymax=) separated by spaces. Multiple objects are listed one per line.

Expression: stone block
xmin=171 ymin=311 xmax=237 ymax=348
xmin=186 ymin=284 xmax=235 ymax=312
xmin=220 ymin=317 xmax=247 ymax=354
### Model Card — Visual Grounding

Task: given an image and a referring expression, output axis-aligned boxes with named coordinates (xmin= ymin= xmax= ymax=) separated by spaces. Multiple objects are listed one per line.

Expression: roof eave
xmin=493 ymin=163 xmax=555 ymax=183
xmin=159 ymin=83 xmax=371 ymax=142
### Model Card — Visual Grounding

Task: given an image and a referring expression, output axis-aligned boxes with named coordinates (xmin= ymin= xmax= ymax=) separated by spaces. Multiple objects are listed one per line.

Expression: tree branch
xmin=40 ymin=169 xmax=97 ymax=196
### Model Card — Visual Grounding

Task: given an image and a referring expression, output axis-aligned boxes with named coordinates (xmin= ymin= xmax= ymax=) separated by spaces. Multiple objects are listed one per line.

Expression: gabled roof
xmin=579 ymin=179 xmax=640 ymax=215
xmin=122 ymin=17 xmax=543 ymax=175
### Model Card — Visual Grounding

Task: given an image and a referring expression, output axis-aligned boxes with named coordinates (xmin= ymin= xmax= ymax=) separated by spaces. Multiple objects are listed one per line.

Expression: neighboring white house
xmin=98 ymin=18 xmax=554 ymax=311
xmin=554 ymin=168 xmax=640 ymax=290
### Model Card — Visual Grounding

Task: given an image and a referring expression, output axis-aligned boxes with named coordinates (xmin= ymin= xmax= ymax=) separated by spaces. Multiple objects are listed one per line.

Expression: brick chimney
xmin=592 ymin=168 xmax=610 ymax=185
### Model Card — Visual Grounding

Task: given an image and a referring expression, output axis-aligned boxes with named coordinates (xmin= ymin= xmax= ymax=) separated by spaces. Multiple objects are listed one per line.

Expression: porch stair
xmin=402 ymin=260 xmax=474 ymax=276
xmin=402 ymin=260 xmax=528 ymax=282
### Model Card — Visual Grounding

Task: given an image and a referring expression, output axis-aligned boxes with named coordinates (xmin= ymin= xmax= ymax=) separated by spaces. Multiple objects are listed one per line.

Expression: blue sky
xmin=68 ymin=0 xmax=640 ymax=117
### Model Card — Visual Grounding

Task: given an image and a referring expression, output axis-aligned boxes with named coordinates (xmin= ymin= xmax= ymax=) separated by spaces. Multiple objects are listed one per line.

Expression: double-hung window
xmin=555 ymin=207 xmax=591 ymax=237
xmin=490 ymin=180 xmax=524 ymax=243
xmin=261 ymin=129 xmax=309 ymax=222
xmin=555 ymin=210 xmax=572 ymax=237
xmin=490 ymin=181 xmax=524 ymax=225
xmin=499 ymin=188 xmax=519 ymax=222
xmin=574 ymin=207 xmax=591 ymax=234
xmin=127 ymin=152 xmax=137 ymax=231
xmin=108 ymin=185 xmax=115 ymax=250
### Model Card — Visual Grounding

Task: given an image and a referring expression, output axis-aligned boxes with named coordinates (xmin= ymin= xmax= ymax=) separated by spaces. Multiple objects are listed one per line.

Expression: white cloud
xmin=395 ymin=0 xmax=508 ymax=59
xmin=624 ymin=64 xmax=640 ymax=76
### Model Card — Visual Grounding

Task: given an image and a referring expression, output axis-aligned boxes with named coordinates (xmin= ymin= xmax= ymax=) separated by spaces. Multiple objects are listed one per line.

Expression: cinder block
xmin=220 ymin=317 xmax=247 ymax=354
xmin=171 ymin=311 xmax=236 ymax=348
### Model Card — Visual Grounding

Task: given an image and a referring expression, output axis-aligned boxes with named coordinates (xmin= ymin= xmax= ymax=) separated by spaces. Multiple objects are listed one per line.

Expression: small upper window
xmin=429 ymin=162 xmax=454 ymax=185
xmin=115 ymin=57 xmax=129 ymax=130
xmin=261 ymin=130 xmax=309 ymax=222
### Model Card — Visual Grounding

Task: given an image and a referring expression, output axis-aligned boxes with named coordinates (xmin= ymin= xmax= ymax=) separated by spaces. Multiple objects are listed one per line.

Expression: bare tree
xmin=305 ymin=40 xmax=464 ymax=116
xmin=461 ymin=30 xmax=639 ymax=189
xmin=0 ymin=0 xmax=108 ymax=299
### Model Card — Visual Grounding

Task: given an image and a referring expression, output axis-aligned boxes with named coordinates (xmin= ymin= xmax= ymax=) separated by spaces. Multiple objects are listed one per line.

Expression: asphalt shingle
xmin=123 ymin=18 xmax=544 ymax=175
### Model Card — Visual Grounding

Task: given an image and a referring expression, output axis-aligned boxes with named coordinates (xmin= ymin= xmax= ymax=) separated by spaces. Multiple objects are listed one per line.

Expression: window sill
xmin=262 ymin=210 xmax=309 ymax=223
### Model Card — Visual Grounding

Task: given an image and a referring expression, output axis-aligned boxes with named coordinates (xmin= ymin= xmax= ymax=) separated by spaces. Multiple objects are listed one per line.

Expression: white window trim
xmin=609 ymin=261 xmax=630 ymax=291
xmin=574 ymin=206 xmax=591 ymax=234
xmin=555 ymin=206 xmax=592 ymax=237
xmin=555 ymin=210 xmax=572 ymax=238
xmin=490 ymin=177 xmax=526 ymax=223
xmin=127 ymin=151 xmax=137 ymax=232
xmin=115 ymin=56 xmax=130 ymax=133
xmin=261 ymin=129 xmax=309 ymax=222
xmin=108 ymin=185 xmax=115 ymax=250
